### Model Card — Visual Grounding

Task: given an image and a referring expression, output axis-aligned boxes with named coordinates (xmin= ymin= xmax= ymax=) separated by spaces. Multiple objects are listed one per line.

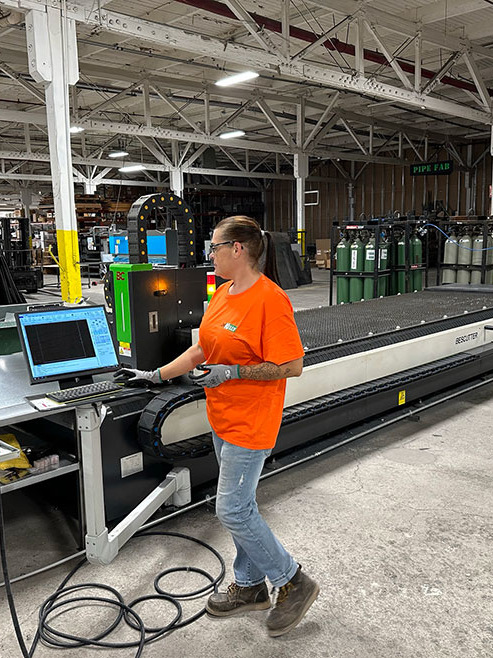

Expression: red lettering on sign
xmin=116 ymin=271 xmax=125 ymax=281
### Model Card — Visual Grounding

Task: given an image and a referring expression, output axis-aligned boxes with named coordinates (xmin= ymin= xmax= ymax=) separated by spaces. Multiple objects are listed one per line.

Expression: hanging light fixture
xmin=215 ymin=71 xmax=259 ymax=87
xmin=219 ymin=129 xmax=246 ymax=139
xmin=118 ymin=164 xmax=146 ymax=172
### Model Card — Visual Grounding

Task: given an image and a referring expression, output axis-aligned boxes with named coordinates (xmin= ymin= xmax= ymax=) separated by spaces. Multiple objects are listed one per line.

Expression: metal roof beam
xmin=400 ymin=0 xmax=486 ymax=24
xmin=256 ymin=99 xmax=296 ymax=148
xmin=80 ymin=79 xmax=144 ymax=120
xmin=305 ymin=0 xmax=493 ymax=61
xmin=422 ymin=51 xmax=464 ymax=96
xmin=218 ymin=146 xmax=246 ymax=172
xmin=291 ymin=15 xmax=352 ymax=64
xmin=364 ymin=20 xmax=413 ymax=90
xmin=0 ymin=1 xmax=490 ymax=124
xmin=339 ymin=117 xmax=367 ymax=155
xmin=151 ymin=85 xmax=205 ymax=135
xmin=0 ymin=61 xmax=45 ymax=102
xmin=0 ymin=46 xmax=480 ymax=139
xmin=310 ymin=114 xmax=340 ymax=150
xmin=463 ymin=51 xmax=492 ymax=111
xmin=303 ymin=92 xmax=340 ymax=149
xmin=222 ymin=0 xmax=284 ymax=57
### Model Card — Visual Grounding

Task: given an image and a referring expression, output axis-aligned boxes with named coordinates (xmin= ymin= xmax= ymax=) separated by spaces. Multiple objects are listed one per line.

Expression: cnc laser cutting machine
xmin=17 ymin=193 xmax=493 ymax=564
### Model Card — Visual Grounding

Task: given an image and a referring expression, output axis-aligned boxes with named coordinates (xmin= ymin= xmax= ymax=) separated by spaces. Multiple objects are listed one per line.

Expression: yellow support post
xmin=56 ymin=229 xmax=82 ymax=302
xmin=297 ymin=229 xmax=306 ymax=256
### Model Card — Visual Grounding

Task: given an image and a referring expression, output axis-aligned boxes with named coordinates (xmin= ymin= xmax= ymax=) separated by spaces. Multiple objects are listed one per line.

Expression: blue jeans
xmin=212 ymin=431 xmax=298 ymax=588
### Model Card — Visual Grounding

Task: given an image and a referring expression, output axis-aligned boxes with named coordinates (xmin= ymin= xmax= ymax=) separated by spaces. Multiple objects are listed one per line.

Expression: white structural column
xmin=294 ymin=154 xmax=308 ymax=231
xmin=25 ymin=7 xmax=81 ymax=302
xmin=170 ymin=168 xmax=184 ymax=197
xmin=20 ymin=188 xmax=32 ymax=219
xmin=490 ymin=127 xmax=493 ymax=217
xmin=84 ymin=180 xmax=97 ymax=194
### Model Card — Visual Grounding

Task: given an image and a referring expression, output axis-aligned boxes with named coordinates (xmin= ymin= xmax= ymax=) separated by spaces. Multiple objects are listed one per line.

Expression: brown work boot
xmin=206 ymin=581 xmax=271 ymax=617
xmin=266 ymin=566 xmax=319 ymax=637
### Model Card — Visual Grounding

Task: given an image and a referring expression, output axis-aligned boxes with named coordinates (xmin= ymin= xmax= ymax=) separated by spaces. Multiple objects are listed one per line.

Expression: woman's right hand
xmin=114 ymin=368 xmax=161 ymax=386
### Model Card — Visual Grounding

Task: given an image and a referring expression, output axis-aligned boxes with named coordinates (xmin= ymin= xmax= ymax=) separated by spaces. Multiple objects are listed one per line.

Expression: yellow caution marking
xmin=56 ymin=229 xmax=82 ymax=303
xmin=398 ymin=390 xmax=406 ymax=406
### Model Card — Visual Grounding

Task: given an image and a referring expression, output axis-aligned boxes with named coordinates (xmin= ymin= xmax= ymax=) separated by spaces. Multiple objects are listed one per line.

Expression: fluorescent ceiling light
xmin=118 ymin=164 xmax=146 ymax=172
xmin=215 ymin=71 xmax=259 ymax=87
xmin=69 ymin=126 xmax=84 ymax=134
xmin=219 ymin=130 xmax=245 ymax=140
xmin=108 ymin=150 xmax=129 ymax=158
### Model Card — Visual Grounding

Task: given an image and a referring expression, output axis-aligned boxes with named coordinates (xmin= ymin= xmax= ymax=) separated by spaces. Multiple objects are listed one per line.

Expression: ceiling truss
xmin=0 ymin=0 xmax=491 ymax=200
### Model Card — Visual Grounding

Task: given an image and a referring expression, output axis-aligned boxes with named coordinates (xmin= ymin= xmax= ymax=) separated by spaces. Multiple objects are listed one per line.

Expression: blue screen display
xmin=17 ymin=306 xmax=119 ymax=382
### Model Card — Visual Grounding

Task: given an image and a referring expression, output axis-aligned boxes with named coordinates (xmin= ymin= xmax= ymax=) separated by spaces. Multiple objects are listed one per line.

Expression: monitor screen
xmin=16 ymin=305 xmax=119 ymax=384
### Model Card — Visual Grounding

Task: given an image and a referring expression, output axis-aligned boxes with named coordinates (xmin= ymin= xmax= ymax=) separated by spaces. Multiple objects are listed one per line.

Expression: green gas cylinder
xmin=397 ymin=233 xmax=408 ymax=293
xmin=410 ymin=232 xmax=423 ymax=291
xmin=457 ymin=232 xmax=472 ymax=284
xmin=363 ymin=236 xmax=376 ymax=300
xmin=442 ymin=231 xmax=458 ymax=284
xmin=471 ymin=232 xmax=484 ymax=284
xmin=349 ymin=236 xmax=364 ymax=302
xmin=336 ymin=236 xmax=350 ymax=303
xmin=378 ymin=237 xmax=389 ymax=296
xmin=389 ymin=236 xmax=397 ymax=295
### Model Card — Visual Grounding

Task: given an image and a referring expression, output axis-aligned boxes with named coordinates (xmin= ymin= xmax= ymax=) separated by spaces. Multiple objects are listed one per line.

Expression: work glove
xmin=189 ymin=363 xmax=240 ymax=388
xmin=114 ymin=367 xmax=161 ymax=386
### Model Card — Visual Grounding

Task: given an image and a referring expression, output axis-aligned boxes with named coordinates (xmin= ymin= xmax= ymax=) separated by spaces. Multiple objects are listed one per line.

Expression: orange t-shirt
xmin=198 ymin=274 xmax=305 ymax=450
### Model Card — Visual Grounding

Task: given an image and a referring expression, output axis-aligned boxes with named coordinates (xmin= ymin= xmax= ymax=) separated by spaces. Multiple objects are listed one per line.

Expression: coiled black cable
xmin=0 ymin=492 xmax=30 ymax=658
xmin=0 ymin=498 xmax=226 ymax=658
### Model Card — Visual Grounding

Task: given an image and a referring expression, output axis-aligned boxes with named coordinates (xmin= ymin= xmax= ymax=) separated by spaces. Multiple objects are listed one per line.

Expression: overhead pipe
xmin=176 ymin=0 xmax=493 ymax=98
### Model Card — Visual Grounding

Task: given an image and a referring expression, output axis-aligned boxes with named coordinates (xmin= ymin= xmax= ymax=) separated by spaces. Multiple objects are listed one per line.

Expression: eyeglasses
xmin=209 ymin=240 xmax=235 ymax=253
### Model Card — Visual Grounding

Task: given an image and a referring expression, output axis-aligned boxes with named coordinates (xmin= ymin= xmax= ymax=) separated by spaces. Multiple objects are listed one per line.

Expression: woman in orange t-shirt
xmin=119 ymin=216 xmax=319 ymax=637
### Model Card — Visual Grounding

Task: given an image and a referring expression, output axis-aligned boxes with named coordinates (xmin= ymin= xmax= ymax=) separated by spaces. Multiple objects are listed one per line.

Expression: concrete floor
xmin=1 ymin=268 xmax=492 ymax=657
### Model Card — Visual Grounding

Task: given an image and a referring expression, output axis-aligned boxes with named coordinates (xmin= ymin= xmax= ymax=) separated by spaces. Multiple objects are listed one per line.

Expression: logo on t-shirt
xmin=223 ymin=322 xmax=238 ymax=332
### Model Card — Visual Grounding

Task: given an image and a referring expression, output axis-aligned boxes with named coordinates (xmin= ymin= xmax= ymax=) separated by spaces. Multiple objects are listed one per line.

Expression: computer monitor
xmin=16 ymin=305 xmax=119 ymax=387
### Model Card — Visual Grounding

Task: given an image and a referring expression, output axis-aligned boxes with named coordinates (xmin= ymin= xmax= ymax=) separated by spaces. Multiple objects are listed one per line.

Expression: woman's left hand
xmin=189 ymin=363 xmax=240 ymax=388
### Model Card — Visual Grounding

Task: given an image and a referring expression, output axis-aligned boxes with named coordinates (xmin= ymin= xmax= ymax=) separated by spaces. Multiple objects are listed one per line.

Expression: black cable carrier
xmin=126 ymin=192 xmax=196 ymax=266
xmin=137 ymin=352 xmax=476 ymax=462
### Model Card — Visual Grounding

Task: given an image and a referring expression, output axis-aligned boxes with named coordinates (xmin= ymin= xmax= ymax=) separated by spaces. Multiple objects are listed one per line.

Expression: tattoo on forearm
xmin=239 ymin=362 xmax=292 ymax=381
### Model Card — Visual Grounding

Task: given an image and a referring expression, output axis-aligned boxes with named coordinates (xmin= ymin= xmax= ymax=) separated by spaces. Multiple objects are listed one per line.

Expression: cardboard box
xmin=315 ymin=238 xmax=331 ymax=256
xmin=316 ymin=255 xmax=331 ymax=269
xmin=316 ymin=239 xmax=331 ymax=268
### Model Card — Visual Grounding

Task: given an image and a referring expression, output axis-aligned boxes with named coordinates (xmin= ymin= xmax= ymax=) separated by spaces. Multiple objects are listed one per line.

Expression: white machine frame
xmin=77 ymin=404 xmax=191 ymax=565
xmin=159 ymin=318 xmax=493 ymax=444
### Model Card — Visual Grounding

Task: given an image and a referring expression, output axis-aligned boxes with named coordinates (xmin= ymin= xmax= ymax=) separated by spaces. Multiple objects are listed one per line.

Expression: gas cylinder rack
xmin=330 ymin=219 xmax=428 ymax=305
xmin=437 ymin=217 xmax=493 ymax=286
xmin=391 ymin=219 xmax=427 ymax=297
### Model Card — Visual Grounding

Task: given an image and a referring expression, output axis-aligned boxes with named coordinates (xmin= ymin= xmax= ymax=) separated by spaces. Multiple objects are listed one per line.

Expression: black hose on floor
xmin=0 ymin=497 xmax=226 ymax=658
xmin=0 ymin=492 xmax=30 ymax=658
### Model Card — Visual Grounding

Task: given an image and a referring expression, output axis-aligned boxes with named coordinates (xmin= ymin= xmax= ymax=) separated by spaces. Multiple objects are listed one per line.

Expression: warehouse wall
xmin=265 ymin=142 xmax=493 ymax=244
